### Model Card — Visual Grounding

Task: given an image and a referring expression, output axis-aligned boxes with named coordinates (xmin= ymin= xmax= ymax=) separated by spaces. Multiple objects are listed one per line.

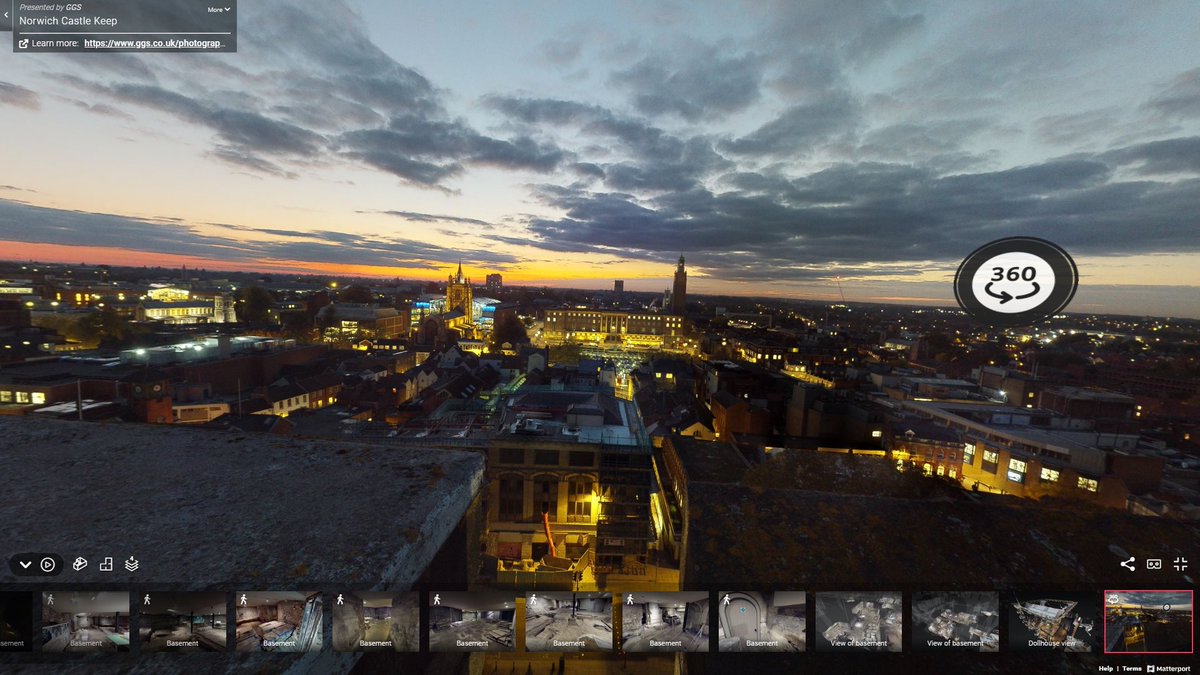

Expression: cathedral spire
xmin=456 ymin=259 xmax=464 ymax=283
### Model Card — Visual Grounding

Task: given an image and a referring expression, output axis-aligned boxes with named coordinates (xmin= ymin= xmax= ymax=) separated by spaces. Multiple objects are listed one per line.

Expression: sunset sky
xmin=1 ymin=1 xmax=1198 ymax=316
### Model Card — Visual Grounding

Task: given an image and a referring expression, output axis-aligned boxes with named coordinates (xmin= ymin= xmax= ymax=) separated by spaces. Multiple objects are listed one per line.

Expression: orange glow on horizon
xmin=0 ymin=241 xmax=671 ymax=285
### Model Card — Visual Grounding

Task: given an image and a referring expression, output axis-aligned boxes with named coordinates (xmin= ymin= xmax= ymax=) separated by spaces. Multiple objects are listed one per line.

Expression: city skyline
xmin=1 ymin=1 xmax=1199 ymax=316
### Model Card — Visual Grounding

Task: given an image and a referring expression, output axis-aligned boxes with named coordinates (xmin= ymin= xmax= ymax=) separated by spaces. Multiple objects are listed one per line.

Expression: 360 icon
xmin=954 ymin=237 xmax=1078 ymax=327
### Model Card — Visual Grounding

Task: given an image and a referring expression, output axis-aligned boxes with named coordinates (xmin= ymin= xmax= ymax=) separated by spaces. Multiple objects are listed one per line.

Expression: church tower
xmin=670 ymin=254 xmax=687 ymax=315
xmin=446 ymin=260 xmax=474 ymax=323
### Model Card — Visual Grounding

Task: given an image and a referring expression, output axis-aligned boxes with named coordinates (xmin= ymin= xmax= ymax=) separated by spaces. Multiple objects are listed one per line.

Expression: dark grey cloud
xmin=570 ymin=162 xmax=606 ymax=180
xmin=768 ymin=51 xmax=844 ymax=100
xmin=487 ymin=145 xmax=1200 ymax=284
xmin=1034 ymin=109 xmax=1120 ymax=147
xmin=0 ymin=199 xmax=246 ymax=260
xmin=1145 ymin=67 xmax=1200 ymax=119
xmin=855 ymin=119 xmax=991 ymax=163
xmin=0 ymin=82 xmax=40 ymax=110
xmin=244 ymin=3 xmax=444 ymax=120
xmin=365 ymin=210 xmax=494 ymax=228
xmin=70 ymin=100 xmax=136 ymax=120
xmin=333 ymin=113 xmax=565 ymax=187
xmin=485 ymin=96 xmax=601 ymax=126
xmin=611 ymin=47 xmax=764 ymax=121
xmin=111 ymin=83 xmax=326 ymax=158
xmin=252 ymin=238 xmax=517 ymax=268
xmin=720 ymin=93 xmax=860 ymax=156
xmin=0 ymin=198 xmax=516 ymax=270
xmin=757 ymin=0 xmax=924 ymax=68
xmin=210 ymin=147 xmax=300 ymax=180
xmin=487 ymin=95 xmax=731 ymax=191
xmin=1104 ymin=137 xmax=1200 ymax=175
xmin=37 ymin=1 xmax=564 ymax=188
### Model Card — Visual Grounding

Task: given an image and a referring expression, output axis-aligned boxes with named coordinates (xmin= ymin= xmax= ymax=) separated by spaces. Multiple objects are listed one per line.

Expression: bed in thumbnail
xmin=234 ymin=591 xmax=322 ymax=652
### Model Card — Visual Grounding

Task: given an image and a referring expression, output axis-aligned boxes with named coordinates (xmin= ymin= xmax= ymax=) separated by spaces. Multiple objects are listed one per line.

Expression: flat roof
xmin=0 ymin=417 xmax=484 ymax=588
xmin=900 ymin=400 xmax=1103 ymax=456
xmin=687 ymin=482 xmax=1200 ymax=588
xmin=1045 ymin=386 xmax=1136 ymax=402
xmin=668 ymin=436 xmax=748 ymax=484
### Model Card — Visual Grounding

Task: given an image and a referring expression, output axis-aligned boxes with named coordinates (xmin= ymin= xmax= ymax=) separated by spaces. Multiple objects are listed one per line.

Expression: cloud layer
xmin=0 ymin=0 xmax=1197 ymax=301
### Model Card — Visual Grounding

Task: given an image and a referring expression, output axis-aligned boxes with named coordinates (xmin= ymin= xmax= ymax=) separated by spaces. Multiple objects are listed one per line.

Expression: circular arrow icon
xmin=954 ymin=237 xmax=1078 ymax=327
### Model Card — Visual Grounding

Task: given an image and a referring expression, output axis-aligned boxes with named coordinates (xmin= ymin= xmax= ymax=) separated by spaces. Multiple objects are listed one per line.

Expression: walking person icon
xmin=626 ymin=594 xmax=634 ymax=605
xmin=433 ymin=594 xmax=441 ymax=606
xmin=47 ymin=594 xmax=54 ymax=606
xmin=239 ymin=594 xmax=247 ymax=606
xmin=144 ymin=594 xmax=151 ymax=605
xmin=722 ymin=594 xmax=730 ymax=606
xmin=336 ymin=594 xmax=344 ymax=605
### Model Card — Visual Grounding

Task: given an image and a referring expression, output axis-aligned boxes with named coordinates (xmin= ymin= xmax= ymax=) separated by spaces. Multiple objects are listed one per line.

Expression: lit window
xmin=1040 ymin=468 xmax=1060 ymax=483
xmin=31 ymin=392 xmax=46 ymax=404
xmin=1077 ymin=477 xmax=1098 ymax=493
xmin=16 ymin=392 xmax=30 ymax=404
xmin=871 ymin=430 xmax=883 ymax=438
xmin=983 ymin=450 xmax=998 ymax=463
xmin=1007 ymin=458 xmax=1026 ymax=484
xmin=0 ymin=391 xmax=11 ymax=403
xmin=963 ymin=443 xmax=975 ymax=465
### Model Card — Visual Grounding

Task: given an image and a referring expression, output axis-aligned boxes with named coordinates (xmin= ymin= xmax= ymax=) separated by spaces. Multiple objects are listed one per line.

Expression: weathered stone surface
xmin=0 ymin=418 xmax=484 ymax=589
xmin=0 ymin=417 xmax=485 ymax=673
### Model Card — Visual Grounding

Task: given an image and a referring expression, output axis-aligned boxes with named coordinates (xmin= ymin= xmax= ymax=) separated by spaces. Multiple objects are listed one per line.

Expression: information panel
xmin=13 ymin=0 xmax=236 ymax=52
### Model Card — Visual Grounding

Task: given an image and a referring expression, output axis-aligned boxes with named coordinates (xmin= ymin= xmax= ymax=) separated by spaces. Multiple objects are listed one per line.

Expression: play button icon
xmin=9 ymin=552 xmax=63 ymax=577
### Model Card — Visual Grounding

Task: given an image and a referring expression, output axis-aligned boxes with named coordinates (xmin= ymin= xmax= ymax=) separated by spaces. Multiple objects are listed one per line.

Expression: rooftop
xmin=496 ymin=386 xmax=647 ymax=448
xmin=667 ymin=436 xmax=749 ymax=484
xmin=0 ymin=417 xmax=484 ymax=588
xmin=1044 ymin=385 xmax=1137 ymax=403
xmin=686 ymin=480 xmax=1199 ymax=589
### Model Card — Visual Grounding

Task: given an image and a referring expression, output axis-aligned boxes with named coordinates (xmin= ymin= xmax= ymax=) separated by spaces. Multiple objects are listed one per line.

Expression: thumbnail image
xmin=1008 ymin=592 xmax=1097 ymax=652
xmin=912 ymin=592 xmax=999 ymax=652
xmin=234 ymin=591 xmax=323 ymax=652
xmin=139 ymin=592 xmax=228 ymax=652
xmin=428 ymin=591 xmax=515 ymax=652
xmin=1104 ymin=590 xmax=1193 ymax=654
xmin=525 ymin=592 xmax=613 ymax=652
xmin=333 ymin=591 xmax=419 ymax=652
xmin=717 ymin=591 xmax=806 ymax=652
xmin=814 ymin=592 xmax=902 ymax=652
xmin=0 ymin=592 xmax=34 ymax=652
xmin=41 ymin=592 xmax=131 ymax=653
xmin=622 ymin=592 xmax=709 ymax=652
